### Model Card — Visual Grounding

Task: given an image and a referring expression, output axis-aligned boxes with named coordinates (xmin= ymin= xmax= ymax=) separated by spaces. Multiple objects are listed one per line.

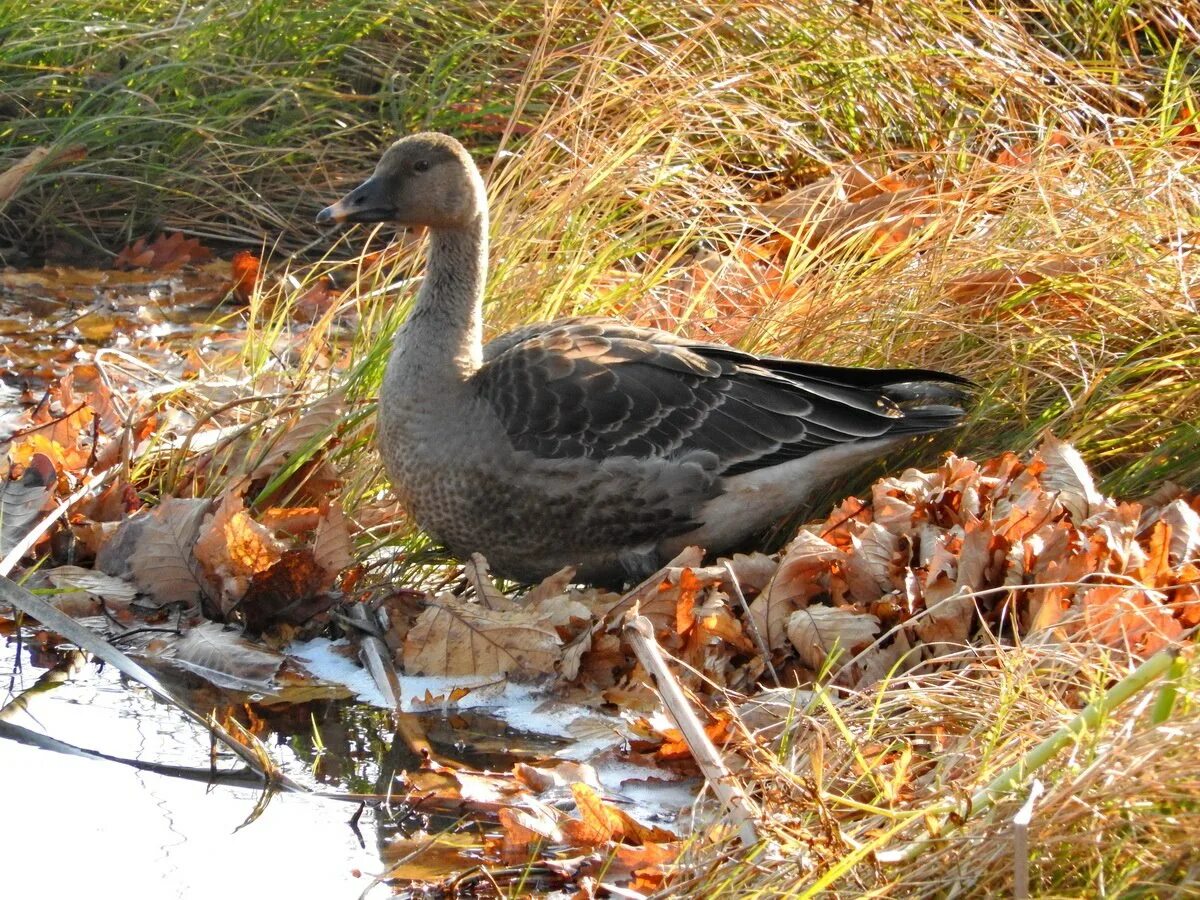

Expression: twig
xmin=623 ymin=612 xmax=760 ymax=846
xmin=722 ymin=560 xmax=781 ymax=688
xmin=339 ymin=601 xmax=401 ymax=709
xmin=0 ymin=719 xmax=269 ymax=788
xmin=1012 ymin=779 xmax=1044 ymax=900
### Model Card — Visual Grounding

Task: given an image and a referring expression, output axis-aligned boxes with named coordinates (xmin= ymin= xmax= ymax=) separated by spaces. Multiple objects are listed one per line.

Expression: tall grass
xmin=4 ymin=0 xmax=1197 ymax=551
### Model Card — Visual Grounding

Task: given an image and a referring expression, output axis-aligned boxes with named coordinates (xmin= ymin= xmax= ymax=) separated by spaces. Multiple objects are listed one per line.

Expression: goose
xmin=317 ymin=133 xmax=970 ymax=585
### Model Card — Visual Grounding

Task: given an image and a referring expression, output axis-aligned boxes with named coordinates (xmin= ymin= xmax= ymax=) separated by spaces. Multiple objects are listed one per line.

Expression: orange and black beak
xmin=315 ymin=175 xmax=394 ymax=225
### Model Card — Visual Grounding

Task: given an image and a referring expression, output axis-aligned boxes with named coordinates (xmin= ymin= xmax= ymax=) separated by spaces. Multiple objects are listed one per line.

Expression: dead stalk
xmin=623 ymin=611 xmax=761 ymax=847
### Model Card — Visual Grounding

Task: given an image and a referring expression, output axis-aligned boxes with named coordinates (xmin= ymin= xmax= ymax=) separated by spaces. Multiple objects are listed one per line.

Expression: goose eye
xmin=413 ymin=159 xmax=430 ymax=173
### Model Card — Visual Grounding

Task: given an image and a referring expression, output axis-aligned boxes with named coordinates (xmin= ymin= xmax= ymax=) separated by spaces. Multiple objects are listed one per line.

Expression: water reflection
xmin=0 ymin=637 xmax=563 ymax=897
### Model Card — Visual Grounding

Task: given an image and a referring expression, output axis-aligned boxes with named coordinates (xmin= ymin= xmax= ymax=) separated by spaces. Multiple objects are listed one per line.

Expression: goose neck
xmin=403 ymin=213 xmax=488 ymax=379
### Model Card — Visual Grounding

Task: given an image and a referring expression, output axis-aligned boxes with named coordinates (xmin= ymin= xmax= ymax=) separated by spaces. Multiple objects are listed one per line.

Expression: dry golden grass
xmin=677 ymin=638 xmax=1198 ymax=897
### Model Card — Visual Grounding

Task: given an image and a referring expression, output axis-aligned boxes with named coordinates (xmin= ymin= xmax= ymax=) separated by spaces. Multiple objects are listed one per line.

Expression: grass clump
xmin=689 ymin=642 xmax=1200 ymax=897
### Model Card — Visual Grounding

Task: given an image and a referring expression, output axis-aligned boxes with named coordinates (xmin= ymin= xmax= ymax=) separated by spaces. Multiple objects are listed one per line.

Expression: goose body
xmin=318 ymin=133 xmax=969 ymax=584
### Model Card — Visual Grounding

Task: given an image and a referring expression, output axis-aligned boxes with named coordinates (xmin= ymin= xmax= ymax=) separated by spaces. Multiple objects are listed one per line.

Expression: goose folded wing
xmin=473 ymin=322 xmax=967 ymax=475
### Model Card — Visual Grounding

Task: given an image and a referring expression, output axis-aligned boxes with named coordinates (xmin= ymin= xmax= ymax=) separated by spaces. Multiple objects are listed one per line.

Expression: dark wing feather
xmin=474 ymin=319 xmax=969 ymax=476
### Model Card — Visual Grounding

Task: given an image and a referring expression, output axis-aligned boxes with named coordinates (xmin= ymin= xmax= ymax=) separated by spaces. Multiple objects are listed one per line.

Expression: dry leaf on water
xmin=127 ymin=497 xmax=212 ymax=608
xmin=43 ymin=565 xmax=136 ymax=605
xmin=498 ymin=804 xmax=564 ymax=861
xmin=113 ymin=232 xmax=212 ymax=271
xmin=513 ymin=760 xmax=601 ymax=793
xmin=403 ymin=593 xmax=562 ymax=678
xmin=168 ymin=621 xmax=285 ymax=692
xmin=0 ymin=454 xmax=56 ymax=561
xmin=560 ymin=783 xmax=676 ymax=848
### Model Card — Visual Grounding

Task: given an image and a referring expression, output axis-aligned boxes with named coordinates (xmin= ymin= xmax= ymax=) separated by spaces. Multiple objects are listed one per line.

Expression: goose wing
xmin=474 ymin=319 xmax=968 ymax=475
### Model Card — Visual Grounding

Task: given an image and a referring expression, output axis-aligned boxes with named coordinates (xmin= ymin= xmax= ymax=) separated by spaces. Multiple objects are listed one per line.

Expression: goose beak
xmin=315 ymin=175 xmax=395 ymax=225
xmin=315 ymin=203 xmax=344 ymax=225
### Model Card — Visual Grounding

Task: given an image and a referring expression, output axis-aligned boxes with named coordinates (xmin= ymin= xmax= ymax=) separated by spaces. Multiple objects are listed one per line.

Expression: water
xmin=0 ymin=639 xmax=383 ymax=898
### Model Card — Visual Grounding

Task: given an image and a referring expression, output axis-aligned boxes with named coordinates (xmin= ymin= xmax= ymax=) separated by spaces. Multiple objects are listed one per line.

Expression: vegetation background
xmin=2 ymin=0 xmax=1198 ymax=894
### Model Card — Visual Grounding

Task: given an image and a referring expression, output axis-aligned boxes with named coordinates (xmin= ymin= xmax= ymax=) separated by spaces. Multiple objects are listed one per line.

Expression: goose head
xmin=316 ymin=132 xmax=485 ymax=230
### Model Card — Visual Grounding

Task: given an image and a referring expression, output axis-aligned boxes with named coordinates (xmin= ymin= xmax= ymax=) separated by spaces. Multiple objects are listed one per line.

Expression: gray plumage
xmin=318 ymin=133 xmax=970 ymax=585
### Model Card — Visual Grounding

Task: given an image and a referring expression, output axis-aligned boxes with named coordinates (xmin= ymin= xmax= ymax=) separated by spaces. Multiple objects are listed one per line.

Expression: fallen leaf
xmin=844 ymin=523 xmax=900 ymax=603
xmin=521 ymin=565 xmax=578 ymax=606
xmin=787 ymin=605 xmax=881 ymax=669
xmin=1080 ymin=586 xmax=1182 ymax=655
xmin=43 ymin=565 xmax=136 ymax=605
xmin=403 ymin=593 xmax=562 ymax=678
xmin=291 ymin=276 xmax=341 ymax=320
xmin=498 ymin=804 xmax=564 ymax=861
xmin=312 ymin=501 xmax=355 ymax=588
xmin=758 ymin=164 xmax=957 ymax=259
xmin=168 ymin=621 xmax=285 ymax=692
xmin=237 ymin=548 xmax=331 ymax=634
xmin=230 ymin=250 xmax=262 ymax=302
xmin=127 ymin=498 xmax=212 ymax=608
xmin=1036 ymin=435 xmax=1105 ymax=521
xmin=993 ymin=130 xmax=1072 ymax=168
xmin=720 ymin=552 xmax=778 ymax=594
xmin=751 ymin=530 xmax=844 ymax=650
xmin=675 ymin=568 xmax=702 ymax=635
xmin=194 ymin=490 xmax=287 ymax=610
xmin=464 ymin=553 xmax=517 ymax=611
xmin=0 ymin=454 xmax=56 ymax=561
xmin=561 ymin=783 xmax=675 ymax=848
xmin=513 ymin=761 xmax=601 ymax=793
xmin=1159 ymin=499 xmax=1200 ymax=566
xmin=250 ymin=391 xmax=345 ymax=481
xmin=114 ymin=232 xmax=212 ymax=271
xmin=605 ymin=841 xmax=681 ymax=892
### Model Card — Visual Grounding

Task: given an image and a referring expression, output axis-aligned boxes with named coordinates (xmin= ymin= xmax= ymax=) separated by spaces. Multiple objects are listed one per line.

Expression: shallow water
xmin=0 ymin=633 xmax=581 ymax=899
xmin=0 ymin=263 xmax=558 ymax=898
xmin=0 ymin=619 xmax=698 ymax=899
xmin=0 ymin=640 xmax=375 ymax=898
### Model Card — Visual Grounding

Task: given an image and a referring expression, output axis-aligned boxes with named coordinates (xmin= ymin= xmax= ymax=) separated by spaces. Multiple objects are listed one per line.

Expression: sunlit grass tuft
xmin=684 ymin=640 xmax=1200 ymax=897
